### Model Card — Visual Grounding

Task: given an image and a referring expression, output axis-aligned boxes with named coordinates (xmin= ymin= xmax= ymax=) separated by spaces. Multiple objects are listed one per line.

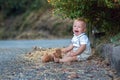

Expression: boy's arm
xmin=62 ymin=44 xmax=73 ymax=53
xmin=70 ymin=44 xmax=86 ymax=56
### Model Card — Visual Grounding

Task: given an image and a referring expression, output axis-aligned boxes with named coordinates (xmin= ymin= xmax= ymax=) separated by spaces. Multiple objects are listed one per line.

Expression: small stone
xmin=78 ymin=70 xmax=85 ymax=74
xmin=67 ymin=72 xmax=79 ymax=79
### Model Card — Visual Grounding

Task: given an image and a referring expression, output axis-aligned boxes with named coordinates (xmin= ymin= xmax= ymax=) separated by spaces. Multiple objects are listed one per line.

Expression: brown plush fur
xmin=53 ymin=49 xmax=62 ymax=58
xmin=41 ymin=49 xmax=62 ymax=63
xmin=41 ymin=53 xmax=54 ymax=63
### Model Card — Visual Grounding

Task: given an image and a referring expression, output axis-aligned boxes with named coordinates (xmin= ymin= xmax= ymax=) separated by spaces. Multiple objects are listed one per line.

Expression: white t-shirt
xmin=71 ymin=33 xmax=91 ymax=55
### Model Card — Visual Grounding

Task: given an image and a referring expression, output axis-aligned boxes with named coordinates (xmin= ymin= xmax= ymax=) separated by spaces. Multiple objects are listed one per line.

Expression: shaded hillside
xmin=0 ymin=0 xmax=73 ymax=40
xmin=0 ymin=9 xmax=73 ymax=40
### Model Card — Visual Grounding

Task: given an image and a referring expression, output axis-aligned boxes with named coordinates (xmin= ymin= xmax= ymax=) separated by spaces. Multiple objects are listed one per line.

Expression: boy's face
xmin=73 ymin=20 xmax=86 ymax=36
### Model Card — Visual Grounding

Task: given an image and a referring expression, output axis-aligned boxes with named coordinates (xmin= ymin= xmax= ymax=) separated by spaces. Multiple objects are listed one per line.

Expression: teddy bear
xmin=41 ymin=49 xmax=62 ymax=63
xmin=53 ymin=49 xmax=62 ymax=58
xmin=41 ymin=53 xmax=54 ymax=63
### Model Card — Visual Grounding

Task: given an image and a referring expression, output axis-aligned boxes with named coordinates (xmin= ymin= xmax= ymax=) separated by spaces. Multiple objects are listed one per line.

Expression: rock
xmin=96 ymin=44 xmax=120 ymax=76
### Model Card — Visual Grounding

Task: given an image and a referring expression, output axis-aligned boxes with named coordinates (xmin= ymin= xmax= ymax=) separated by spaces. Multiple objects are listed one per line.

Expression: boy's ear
xmin=84 ymin=28 xmax=86 ymax=32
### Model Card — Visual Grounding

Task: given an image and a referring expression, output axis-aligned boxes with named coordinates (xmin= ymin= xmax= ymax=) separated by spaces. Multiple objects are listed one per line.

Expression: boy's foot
xmin=54 ymin=57 xmax=59 ymax=63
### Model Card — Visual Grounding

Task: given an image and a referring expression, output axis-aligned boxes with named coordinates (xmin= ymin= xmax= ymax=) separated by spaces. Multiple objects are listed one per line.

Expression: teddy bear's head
xmin=53 ymin=49 xmax=62 ymax=58
xmin=41 ymin=53 xmax=54 ymax=63
xmin=41 ymin=49 xmax=62 ymax=63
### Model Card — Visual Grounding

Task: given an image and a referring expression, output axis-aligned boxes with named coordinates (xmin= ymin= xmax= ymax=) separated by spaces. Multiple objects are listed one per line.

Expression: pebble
xmin=0 ymin=48 xmax=118 ymax=80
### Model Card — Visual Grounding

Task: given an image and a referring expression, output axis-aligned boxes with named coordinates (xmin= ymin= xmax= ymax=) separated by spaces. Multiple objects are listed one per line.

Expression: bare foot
xmin=54 ymin=57 xmax=59 ymax=63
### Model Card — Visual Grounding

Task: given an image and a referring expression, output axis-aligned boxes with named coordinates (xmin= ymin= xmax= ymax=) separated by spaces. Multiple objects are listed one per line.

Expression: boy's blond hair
xmin=74 ymin=18 xmax=87 ymax=28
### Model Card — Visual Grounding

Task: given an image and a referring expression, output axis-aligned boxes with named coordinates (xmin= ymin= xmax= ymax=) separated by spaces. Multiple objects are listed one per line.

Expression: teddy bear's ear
xmin=53 ymin=52 xmax=62 ymax=58
xmin=56 ymin=49 xmax=61 ymax=54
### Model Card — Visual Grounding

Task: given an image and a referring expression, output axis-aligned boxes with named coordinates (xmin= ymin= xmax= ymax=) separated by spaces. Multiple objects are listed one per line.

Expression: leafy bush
xmin=48 ymin=0 xmax=120 ymax=36
xmin=0 ymin=0 xmax=49 ymax=17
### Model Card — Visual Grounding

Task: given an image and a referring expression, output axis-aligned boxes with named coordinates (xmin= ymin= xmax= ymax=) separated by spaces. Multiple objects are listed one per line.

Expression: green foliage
xmin=0 ymin=0 xmax=49 ymax=17
xmin=111 ymin=32 xmax=120 ymax=43
xmin=0 ymin=0 xmax=32 ymax=16
xmin=30 ymin=0 xmax=49 ymax=10
xmin=49 ymin=0 xmax=120 ymax=37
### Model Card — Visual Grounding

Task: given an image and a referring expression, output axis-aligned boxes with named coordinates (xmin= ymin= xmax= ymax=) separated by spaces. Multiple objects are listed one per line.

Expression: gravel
xmin=0 ymin=48 xmax=117 ymax=80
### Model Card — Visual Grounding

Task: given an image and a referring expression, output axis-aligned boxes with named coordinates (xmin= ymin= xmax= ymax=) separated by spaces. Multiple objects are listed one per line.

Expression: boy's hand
xmin=61 ymin=48 xmax=66 ymax=53
xmin=69 ymin=51 xmax=76 ymax=56
xmin=70 ymin=51 xmax=80 ymax=56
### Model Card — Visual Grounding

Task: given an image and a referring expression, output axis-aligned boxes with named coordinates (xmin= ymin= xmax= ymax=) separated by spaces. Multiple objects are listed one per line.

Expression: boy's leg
xmin=54 ymin=52 xmax=77 ymax=63
xmin=59 ymin=56 xmax=77 ymax=63
xmin=62 ymin=52 xmax=71 ymax=58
